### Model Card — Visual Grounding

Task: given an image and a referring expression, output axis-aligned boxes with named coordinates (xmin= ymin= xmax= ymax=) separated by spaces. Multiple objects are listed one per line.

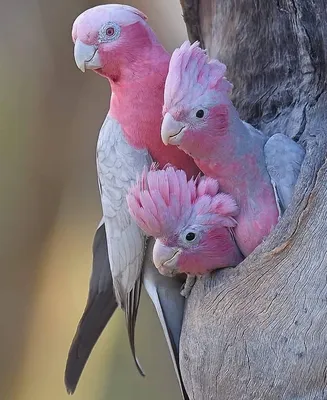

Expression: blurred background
xmin=0 ymin=1 xmax=187 ymax=399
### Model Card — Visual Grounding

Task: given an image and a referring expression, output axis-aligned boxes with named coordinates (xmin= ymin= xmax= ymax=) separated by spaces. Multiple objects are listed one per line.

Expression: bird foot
xmin=180 ymin=275 xmax=196 ymax=298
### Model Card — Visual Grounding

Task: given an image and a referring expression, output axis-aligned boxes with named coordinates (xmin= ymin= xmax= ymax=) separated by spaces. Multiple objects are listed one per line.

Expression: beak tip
xmin=74 ymin=38 xmax=101 ymax=73
xmin=153 ymin=241 xmax=181 ymax=274
xmin=161 ymin=113 xmax=185 ymax=146
xmin=161 ymin=131 xmax=169 ymax=146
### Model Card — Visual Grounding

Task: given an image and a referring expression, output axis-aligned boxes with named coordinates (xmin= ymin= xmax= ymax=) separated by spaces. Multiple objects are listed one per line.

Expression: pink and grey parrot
xmin=161 ymin=41 xmax=305 ymax=257
xmin=127 ymin=165 xmax=243 ymax=280
xmin=65 ymin=5 xmax=198 ymax=399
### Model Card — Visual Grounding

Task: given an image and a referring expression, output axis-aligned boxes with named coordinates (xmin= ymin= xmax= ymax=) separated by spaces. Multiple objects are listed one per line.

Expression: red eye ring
xmin=106 ymin=27 xmax=115 ymax=36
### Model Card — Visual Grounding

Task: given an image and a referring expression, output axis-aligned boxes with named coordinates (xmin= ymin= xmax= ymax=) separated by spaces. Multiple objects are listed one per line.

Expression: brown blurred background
xmin=0 ymin=1 xmax=187 ymax=399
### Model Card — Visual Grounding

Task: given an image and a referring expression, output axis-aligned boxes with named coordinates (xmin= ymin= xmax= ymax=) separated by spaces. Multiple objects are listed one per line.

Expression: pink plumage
xmin=127 ymin=164 xmax=238 ymax=238
xmin=163 ymin=41 xmax=233 ymax=115
xmin=71 ymin=6 xmax=200 ymax=381
xmin=161 ymin=40 xmax=282 ymax=257
xmin=127 ymin=164 xmax=243 ymax=276
xmin=72 ymin=6 xmax=199 ymax=178
xmin=70 ymin=5 xmax=202 ymax=390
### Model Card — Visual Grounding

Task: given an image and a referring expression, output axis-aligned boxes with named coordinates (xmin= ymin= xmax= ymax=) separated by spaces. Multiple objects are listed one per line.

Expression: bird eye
xmin=106 ymin=27 xmax=115 ymax=37
xmin=185 ymin=232 xmax=196 ymax=242
xmin=196 ymin=109 xmax=205 ymax=118
xmin=98 ymin=22 xmax=121 ymax=43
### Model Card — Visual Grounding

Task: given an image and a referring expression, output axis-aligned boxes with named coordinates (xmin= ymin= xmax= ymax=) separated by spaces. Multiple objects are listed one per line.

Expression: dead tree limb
xmin=179 ymin=0 xmax=327 ymax=398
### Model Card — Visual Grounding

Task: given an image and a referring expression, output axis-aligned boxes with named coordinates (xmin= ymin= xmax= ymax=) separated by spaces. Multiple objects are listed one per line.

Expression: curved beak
xmin=161 ymin=113 xmax=185 ymax=145
xmin=74 ymin=38 xmax=102 ymax=72
xmin=153 ymin=240 xmax=181 ymax=277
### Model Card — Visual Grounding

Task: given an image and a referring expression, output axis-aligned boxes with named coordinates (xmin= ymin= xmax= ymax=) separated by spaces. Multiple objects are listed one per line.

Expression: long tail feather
xmin=143 ymin=239 xmax=189 ymax=400
xmin=64 ymin=221 xmax=117 ymax=394
xmin=125 ymin=274 xmax=145 ymax=376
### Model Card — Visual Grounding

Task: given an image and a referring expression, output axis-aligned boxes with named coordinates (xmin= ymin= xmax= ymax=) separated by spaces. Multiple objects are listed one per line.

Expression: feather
xmin=164 ymin=41 xmax=232 ymax=111
xmin=162 ymin=41 xmax=305 ymax=257
xmin=126 ymin=271 xmax=144 ymax=376
xmin=97 ymin=116 xmax=152 ymax=375
xmin=128 ymin=165 xmax=239 ymax=240
xmin=142 ymin=239 xmax=189 ymax=400
xmin=72 ymin=7 xmax=200 ymax=397
xmin=264 ymin=133 xmax=305 ymax=212
xmin=64 ymin=221 xmax=117 ymax=394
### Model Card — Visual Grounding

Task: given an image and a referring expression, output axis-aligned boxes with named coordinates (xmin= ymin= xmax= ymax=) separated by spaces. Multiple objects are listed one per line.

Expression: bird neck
xmin=108 ymin=42 xmax=169 ymax=141
xmin=194 ymin=105 xmax=270 ymax=199
xmin=194 ymin=109 xmax=280 ymax=256
xmin=109 ymin=42 xmax=170 ymax=84
xmin=107 ymin=48 xmax=200 ymax=178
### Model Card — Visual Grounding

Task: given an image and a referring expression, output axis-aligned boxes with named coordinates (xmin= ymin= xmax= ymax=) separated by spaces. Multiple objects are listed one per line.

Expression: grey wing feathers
xmin=64 ymin=220 xmax=117 ymax=394
xmin=264 ymin=133 xmax=305 ymax=213
xmin=125 ymin=270 xmax=145 ymax=376
xmin=143 ymin=239 xmax=189 ymax=400
xmin=97 ymin=115 xmax=152 ymax=376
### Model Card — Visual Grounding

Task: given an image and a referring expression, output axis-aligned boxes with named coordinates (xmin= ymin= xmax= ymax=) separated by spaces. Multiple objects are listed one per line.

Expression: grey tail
xmin=64 ymin=222 xmax=117 ymax=394
xmin=152 ymin=282 xmax=189 ymax=400
xmin=125 ymin=274 xmax=145 ymax=376
xmin=142 ymin=240 xmax=190 ymax=400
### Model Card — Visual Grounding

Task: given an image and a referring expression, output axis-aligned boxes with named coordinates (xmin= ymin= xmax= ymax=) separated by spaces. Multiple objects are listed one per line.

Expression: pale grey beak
xmin=153 ymin=239 xmax=181 ymax=277
xmin=74 ymin=38 xmax=102 ymax=72
xmin=161 ymin=113 xmax=185 ymax=145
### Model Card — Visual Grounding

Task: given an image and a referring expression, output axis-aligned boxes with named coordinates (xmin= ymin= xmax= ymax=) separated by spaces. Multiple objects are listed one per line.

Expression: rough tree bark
xmin=179 ymin=0 xmax=327 ymax=399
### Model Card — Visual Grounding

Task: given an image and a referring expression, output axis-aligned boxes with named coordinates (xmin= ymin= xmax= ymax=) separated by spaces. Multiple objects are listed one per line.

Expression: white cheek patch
xmin=98 ymin=21 xmax=121 ymax=43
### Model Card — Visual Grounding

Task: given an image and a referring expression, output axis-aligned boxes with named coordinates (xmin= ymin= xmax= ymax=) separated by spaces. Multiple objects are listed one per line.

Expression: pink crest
xmin=164 ymin=41 xmax=233 ymax=113
xmin=127 ymin=163 xmax=239 ymax=238
xmin=127 ymin=163 xmax=195 ymax=237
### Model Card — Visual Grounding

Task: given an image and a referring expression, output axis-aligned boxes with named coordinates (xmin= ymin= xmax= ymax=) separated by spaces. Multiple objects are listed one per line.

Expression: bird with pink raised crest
xmin=127 ymin=164 xmax=244 ymax=296
xmin=161 ymin=41 xmax=305 ymax=258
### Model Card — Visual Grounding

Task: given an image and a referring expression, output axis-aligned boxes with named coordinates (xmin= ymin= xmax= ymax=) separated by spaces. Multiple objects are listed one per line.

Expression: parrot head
xmin=72 ymin=4 xmax=155 ymax=79
xmin=127 ymin=164 xmax=242 ymax=276
xmin=161 ymin=41 xmax=234 ymax=159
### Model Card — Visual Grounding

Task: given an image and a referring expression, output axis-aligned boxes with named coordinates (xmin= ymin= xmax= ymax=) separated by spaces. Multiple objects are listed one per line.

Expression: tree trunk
xmin=179 ymin=1 xmax=327 ymax=399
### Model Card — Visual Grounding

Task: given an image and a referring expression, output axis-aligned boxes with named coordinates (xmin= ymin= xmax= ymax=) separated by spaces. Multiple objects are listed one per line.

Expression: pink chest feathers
xmin=192 ymin=159 xmax=280 ymax=256
xmin=235 ymin=190 xmax=280 ymax=256
xmin=110 ymin=83 xmax=199 ymax=178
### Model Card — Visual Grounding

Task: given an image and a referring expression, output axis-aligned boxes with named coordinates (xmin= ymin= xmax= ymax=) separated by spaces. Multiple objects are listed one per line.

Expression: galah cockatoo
xmin=127 ymin=165 xmax=244 ymax=282
xmin=161 ymin=41 xmax=305 ymax=257
xmin=66 ymin=5 xmax=198 ymax=398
